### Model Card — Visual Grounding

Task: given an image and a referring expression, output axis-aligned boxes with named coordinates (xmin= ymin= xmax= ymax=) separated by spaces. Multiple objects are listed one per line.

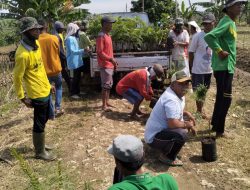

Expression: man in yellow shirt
xmin=13 ymin=17 xmax=56 ymax=161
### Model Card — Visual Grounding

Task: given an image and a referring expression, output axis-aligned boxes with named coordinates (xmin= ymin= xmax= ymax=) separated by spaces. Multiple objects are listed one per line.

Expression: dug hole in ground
xmin=0 ymin=67 xmax=249 ymax=189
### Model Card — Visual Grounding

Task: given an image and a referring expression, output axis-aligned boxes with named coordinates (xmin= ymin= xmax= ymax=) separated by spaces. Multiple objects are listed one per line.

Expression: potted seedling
xmin=194 ymin=84 xmax=217 ymax=162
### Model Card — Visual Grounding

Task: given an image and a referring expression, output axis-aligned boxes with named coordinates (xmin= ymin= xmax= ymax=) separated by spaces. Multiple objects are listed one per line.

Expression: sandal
xmin=159 ymin=154 xmax=183 ymax=166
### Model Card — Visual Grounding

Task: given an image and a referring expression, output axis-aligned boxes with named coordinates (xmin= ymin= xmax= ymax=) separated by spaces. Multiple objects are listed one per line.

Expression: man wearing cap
xmin=189 ymin=13 xmax=216 ymax=119
xmin=116 ymin=64 xmax=164 ymax=119
xmin=204 ymin=0 xmax=247 ymax=138
xmin=144 ymin=70 xmax=196 ymax=166
xmin=96 ymin=16 xmax=118 ymax=111
xmin=168 ymin=18 xmax=190 ymax=75
xmin=13 ymin=17 xmax=56 ymax=161
xmin=107 ymin=135 xmax=179 ymax=190
xmin=54 ymin=21 xmax=71 ymax=93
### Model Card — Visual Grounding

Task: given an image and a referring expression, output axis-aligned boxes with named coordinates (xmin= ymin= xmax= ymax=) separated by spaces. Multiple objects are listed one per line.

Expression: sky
xmin=76 ymin=0 xmax=208 ymax=14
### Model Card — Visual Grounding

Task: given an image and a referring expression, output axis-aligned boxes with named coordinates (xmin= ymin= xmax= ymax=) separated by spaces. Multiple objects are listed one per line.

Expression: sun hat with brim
xmin=171 ymin=70 xmax=191 ymax=83
xmin=188 ymin=21 xmax=201 ymax=32
xmin=202 ymin=13 xmax=216 ymax=24
xmin=222 ymin=0 xmax=248 ymax=12
xmin=19 ymin=17 xmax=43 ymax=33
xmin=101 ymin=16 xmax=116 ymax=23
xmin=107 ymin=135 xmax=144 ymax=163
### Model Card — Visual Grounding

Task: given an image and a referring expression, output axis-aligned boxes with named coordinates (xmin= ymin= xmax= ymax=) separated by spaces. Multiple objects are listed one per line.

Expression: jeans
xmin=32 ymin=99 xmax=50 ymax=133
xmin=48 ymin=73 xmax=63 ymax=111
xmin=149 ymin=129 xmax=186 ymax=160
xmin=211 ymin=71 xmax=233 ymax=133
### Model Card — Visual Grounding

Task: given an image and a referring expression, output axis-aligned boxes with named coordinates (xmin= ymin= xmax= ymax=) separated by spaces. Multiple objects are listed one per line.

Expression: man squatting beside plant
xmin=13 ymin=17 xmax=56 ymax=161
xmin=144 ymin=70 xmax=196 ymax=166
xmin=204 ymin=0 xmax=248 ymax=138
xmin=96 ymin=16 xmax=118 ymax=111
xmin=189 ymin=13 xmax=216 ymax=119
xmin=116 ymin=64 xmax=164 ymax=119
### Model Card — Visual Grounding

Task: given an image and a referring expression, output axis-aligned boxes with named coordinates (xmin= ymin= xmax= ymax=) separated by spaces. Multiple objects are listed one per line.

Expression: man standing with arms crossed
xmin=13 ymin=17 xmax=56 ymax=161
xmin=96 ymin=16 xmax=118 ymax=111
xmin=204 ymin=0 xmax=247 ymax=137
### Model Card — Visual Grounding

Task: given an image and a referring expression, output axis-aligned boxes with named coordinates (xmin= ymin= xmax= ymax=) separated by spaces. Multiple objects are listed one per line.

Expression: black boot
xmin=33 ymin=132 xmax=56 ymax=161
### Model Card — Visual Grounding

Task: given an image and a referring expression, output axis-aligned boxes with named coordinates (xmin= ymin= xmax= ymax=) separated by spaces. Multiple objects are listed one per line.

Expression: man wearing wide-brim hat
xmin=13 ymin=17 xmax=56 ymax=161
xmin=204 ymin=0 xmax=247 ymax=138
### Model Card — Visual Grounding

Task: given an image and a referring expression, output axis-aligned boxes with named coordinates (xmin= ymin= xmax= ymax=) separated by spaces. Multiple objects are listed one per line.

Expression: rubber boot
xmin=33 ymin=132 xmax=56 ymax=161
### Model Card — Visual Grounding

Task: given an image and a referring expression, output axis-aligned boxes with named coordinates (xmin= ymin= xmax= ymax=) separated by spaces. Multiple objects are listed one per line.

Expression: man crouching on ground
xmin=116 ymin=64 xmax=164 ymax=119
xmin=144 ymin=70 xmax=196 ymax=166
xmin=107 ymin=135 xmax=179 ymax=189
xmin=13 ymin=17 xmax=56 ymax=161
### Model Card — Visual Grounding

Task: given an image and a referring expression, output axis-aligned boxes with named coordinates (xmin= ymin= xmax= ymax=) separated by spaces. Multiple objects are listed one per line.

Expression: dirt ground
xmin=0 ymin=66 xmax=249 ymax=190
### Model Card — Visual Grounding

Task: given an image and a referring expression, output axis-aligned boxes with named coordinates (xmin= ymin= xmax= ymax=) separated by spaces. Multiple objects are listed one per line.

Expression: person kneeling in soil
xmin=144 ymin=70 xmax=196 ymax=166
xmin=107 ymin=135 xmax=179 ymax=190
xmin=116 ymin=64 xmax=164 ymax=119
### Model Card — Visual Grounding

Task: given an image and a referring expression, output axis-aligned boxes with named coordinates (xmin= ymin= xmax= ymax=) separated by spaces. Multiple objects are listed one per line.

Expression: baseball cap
xmin=101 ymin=16 xmax=116 ymax=24
xmin=54 ymin=21 xmax=65 ymax=30
xmin=153 ymin=64 xmax=164 ymax=78
xmin=202 ymin=13 xmax=216 ymax=24
xmin=175 ymin=18 xmax=184 ymax=25
xmin=171 ymin=70 xmax=191 ymax=83
xmin=19 ymin=17 xmax=43 ymax=33
xmin=107 ymin=135 xmax=144 ymax=162
xmin=222 ymin=0 xmax=247 ymax=12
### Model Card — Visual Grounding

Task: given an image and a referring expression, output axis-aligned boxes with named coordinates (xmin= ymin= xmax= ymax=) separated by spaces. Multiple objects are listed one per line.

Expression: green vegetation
xmin=131 ymin=0 xmax=176 ymax=25
xmin=193 ymin=84 xmax=208 ymax=103
xmin=88 ymin=16 xmax=169 ymax=52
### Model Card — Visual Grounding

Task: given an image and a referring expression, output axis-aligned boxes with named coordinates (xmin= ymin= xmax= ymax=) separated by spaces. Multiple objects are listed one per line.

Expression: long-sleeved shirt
xmin=65 ymin=36 xmax=84 ymax=70
xmin=13 ymin=41 xmax=51 ymax=100
xmin=96 ymin=32 xmax=114 ymax=69
xmin=204 ymin=15 xmax=237 ymax=73
xmin=79 ymin=31 xmax=91 ymax=49
xmin=116 ymin=69 xmax=153 ymax=101
xmin=38 ymin=33 xmax=62 ymax=77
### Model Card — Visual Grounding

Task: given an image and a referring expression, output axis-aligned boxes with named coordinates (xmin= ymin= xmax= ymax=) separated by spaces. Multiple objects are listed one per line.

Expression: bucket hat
xmin=19 ymin=17 xmax=43 ymax=33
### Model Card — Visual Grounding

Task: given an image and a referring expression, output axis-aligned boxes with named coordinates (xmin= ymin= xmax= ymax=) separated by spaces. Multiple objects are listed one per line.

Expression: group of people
xmin=12 ymin=0 xmax=246 ymax=189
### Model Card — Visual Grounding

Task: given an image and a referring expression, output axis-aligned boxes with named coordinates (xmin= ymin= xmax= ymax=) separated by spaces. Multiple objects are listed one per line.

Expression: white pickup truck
xmin=90 ymin=51 xmax=171 ymax=77
xmin=89 ymin=12 xmax=171 ymax=80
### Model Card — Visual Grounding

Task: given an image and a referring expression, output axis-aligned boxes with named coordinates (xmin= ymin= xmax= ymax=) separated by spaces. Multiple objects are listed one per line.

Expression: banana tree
xmin=180 ymin=0 xmax=197 ymax=21
xmin=193 ymin=0 xmax=225 ymax=20
xmin=1 ymin=0 xmax=90 ymax=22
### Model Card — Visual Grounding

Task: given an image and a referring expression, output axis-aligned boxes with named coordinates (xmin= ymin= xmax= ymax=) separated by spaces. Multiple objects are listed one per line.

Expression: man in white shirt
xmin=144 ymin=70 xmax=196 ymax=166
xmin=168 ymin=18 xmax=190 ymax=75
xmin=189 ymin=13 xmax=216 ymax=119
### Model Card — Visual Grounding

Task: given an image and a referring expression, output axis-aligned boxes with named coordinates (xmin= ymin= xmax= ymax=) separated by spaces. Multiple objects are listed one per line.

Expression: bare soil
xmin=0 ymin=44 xmax=250 ymax=189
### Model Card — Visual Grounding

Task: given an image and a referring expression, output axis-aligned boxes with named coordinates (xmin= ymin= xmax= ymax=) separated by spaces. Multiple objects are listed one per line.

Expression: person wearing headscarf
xmin=65 ymin=23 xmax=86 ymax=99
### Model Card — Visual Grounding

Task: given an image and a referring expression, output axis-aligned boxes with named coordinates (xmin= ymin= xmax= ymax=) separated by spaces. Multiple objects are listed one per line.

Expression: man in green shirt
xmin=204 ymin=0 xmax=247 ymax=138
xmin=107 ymin=135 xmax=178 ymax=190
